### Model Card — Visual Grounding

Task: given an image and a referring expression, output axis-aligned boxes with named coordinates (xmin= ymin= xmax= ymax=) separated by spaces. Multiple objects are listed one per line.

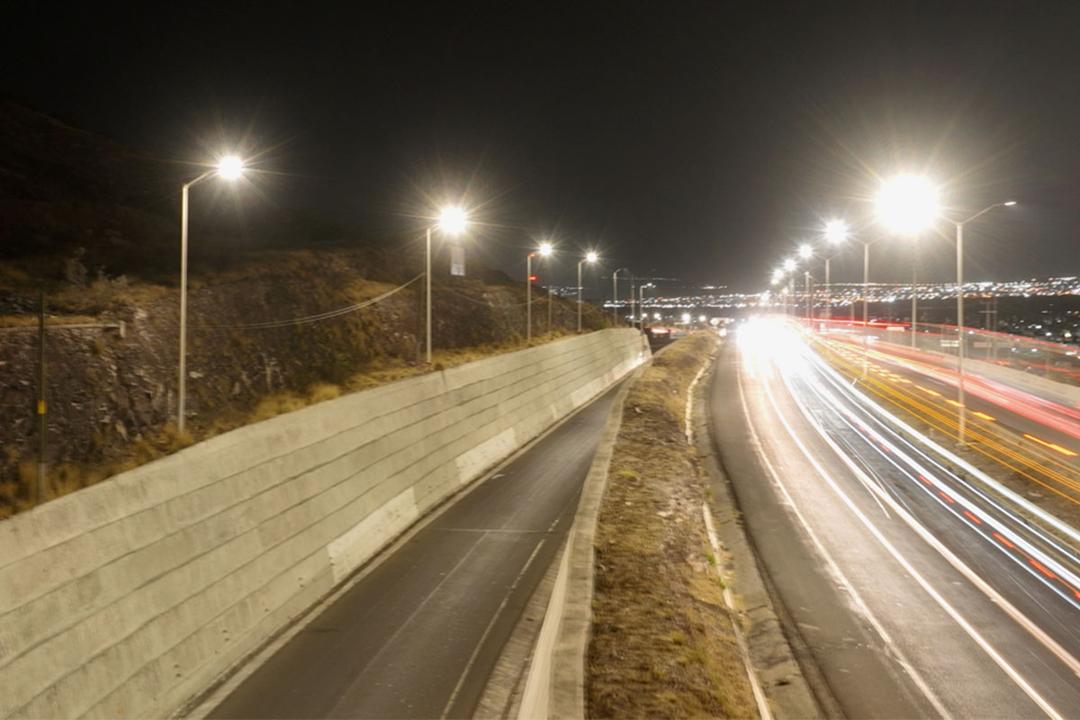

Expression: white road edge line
xmin=692 ymin=339 xmax=771 ymax=720
xmin=701 ymin=502 xmax=774 ymax=720
xmin=760 ymin=346 xmax=1066 ymax=719
xmin=736 ymin=357 xmax=953 ymax=720
xmin=795 ymin=348 xmax=1080 ymax=679
xmin=440 ymin=538 xmax=548 ymax=718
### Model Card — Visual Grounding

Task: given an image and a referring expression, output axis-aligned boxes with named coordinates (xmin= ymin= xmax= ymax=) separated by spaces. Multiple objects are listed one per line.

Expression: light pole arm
xmin=182 ymin=169 xmax=215 ymax=192
xmin=957 ymin=202 xmax=1006 ymax=227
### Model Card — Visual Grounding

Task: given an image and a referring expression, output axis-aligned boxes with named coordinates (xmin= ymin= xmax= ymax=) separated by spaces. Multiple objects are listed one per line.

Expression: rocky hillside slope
xmin=0 ymin=104 xmax=612 ymax=516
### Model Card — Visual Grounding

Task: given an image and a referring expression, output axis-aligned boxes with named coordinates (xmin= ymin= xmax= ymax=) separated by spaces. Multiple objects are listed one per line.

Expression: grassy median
xmin=588 ymin=332 xmax=756 ymax=719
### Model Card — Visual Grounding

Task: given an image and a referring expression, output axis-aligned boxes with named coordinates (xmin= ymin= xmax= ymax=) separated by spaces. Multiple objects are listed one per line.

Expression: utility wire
xmin=436 ymin=284 xmax=532 ymax=308
xmin=195 ymin=274 xmax=423 ymax=330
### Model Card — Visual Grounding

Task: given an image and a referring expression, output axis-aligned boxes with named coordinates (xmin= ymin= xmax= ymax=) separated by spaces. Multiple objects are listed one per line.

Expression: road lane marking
xmin=768 ymin=355 xmax=1075 ymax=718
xmin=702 ymin=503 xmax=773 ymax=720
xmin=806 ymin=352 xmax=1080 ymax=610
xmin=1023 ymin=434 xmax=1079 ymax=458
xmin=440 ymin=538 xmax=547 ymax=718
xmin=735 ymin=355 xmax=951 ymax=720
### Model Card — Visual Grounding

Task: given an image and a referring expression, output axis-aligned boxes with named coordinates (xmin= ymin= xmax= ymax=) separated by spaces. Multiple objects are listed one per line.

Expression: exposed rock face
xmin=0 ymin=249 xmax=605 ymax=503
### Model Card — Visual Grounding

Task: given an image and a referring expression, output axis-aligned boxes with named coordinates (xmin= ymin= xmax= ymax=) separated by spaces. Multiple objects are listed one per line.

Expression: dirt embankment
xmin=0 ymin=250 xmax=609 ymax=518
xmin=588 ymin=333 xmax=756 ymax=718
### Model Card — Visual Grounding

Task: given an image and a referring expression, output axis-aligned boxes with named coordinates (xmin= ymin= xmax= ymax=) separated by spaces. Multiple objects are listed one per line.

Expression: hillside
xmin=0 ymin=105 xmax=612 ymax=517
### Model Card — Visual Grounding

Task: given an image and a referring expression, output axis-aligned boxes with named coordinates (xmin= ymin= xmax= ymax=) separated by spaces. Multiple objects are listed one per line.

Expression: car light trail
xmin=739 ymin=320 xmax=1075 ymax=718
xmin=814 ymin=337 xmax=1080 ymax=504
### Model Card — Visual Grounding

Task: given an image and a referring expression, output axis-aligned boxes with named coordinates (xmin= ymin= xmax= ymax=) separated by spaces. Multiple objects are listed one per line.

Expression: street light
xmin=955 ymin=200 xmax=1017 ymax=443
xmin=638 ymin=282 xmax=654 ymax=331
xmin=424 ymin=205 xmax=469 ymax=365
xmin=527 ymin=242 xmax=554 ymax=343
xmin=797 ymin=245 xmax=814 ymax=320
xmin=875 ymin=173 xmax=939 ymax=344
xmin=578 ymin=251 xmax=599 ymax=332
xmin=612 ymin=267 xmax=631 ymax=325
xmin=822 ymin=219 xmax=848 ymax=321
xmin=177 ymin=154 xmax=246 ymax=433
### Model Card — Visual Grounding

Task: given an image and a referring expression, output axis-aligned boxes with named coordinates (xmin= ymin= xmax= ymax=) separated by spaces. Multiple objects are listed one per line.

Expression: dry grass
xmin=589 ymin=333 xmax=756 ymax=719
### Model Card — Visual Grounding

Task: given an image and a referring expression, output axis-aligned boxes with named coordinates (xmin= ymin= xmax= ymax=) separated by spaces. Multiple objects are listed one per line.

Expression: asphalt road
xmin=711 ymin=321 xmax=1080 ymax=719
xmin=208 ymin=382 xmax=623 ymax=719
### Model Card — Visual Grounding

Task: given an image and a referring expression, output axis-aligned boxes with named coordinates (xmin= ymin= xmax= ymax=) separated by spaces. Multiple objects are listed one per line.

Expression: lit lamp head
xmin=1004 ymin=200 xmax=1018 ymax=207
xmin=538 ymin=242 xmax=554 ymax=257
xmin=824 ymin=219 xmax=849 ymax=246
xmin=875 ymin=174 xmax=940 ymax=236
xmin=771 ymin=268 xmax=784 ymax=285
xmin=216 ymin=155 xmax=245 ymax=180
xmin=798 ymin=243 xmax=814 ymax=260
xmin=585 ymin=250 xmax=599 ymax=263
xmin=783 ymin=258 xmax=797 ymax=273
xmin=436 ymin=206 xmax=468 ymax=236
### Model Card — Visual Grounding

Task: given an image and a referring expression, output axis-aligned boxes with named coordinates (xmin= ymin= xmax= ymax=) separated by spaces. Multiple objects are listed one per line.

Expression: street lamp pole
xmin=804 ymin=271 xmax=812 ymax=322
xmin=612 ymin=268 xmax=629 ymax=325
xmin=578 ymin=252 xmax=598 ymax=333
xmin=911 ymin=242 xmax=918 ymax=347
xmin=528 ymin=243 xmax=553 ymax=343
xmin=955 ymin=200 xmax=1016 ymax=443
xmin=425 ymin=226 xmax=432 ymax=364
xmin=177 ymin=158 xmax=242 ymax=433
xmin=424 ymin=206 xmax=468 ymax=365
xmin=546 ymin=256 xmax=553 ymax=335
xmin=639 ymin=283 xmax=653 ymax=331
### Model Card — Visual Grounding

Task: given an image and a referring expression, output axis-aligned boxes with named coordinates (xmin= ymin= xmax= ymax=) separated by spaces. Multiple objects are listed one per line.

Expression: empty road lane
xmin=207 ymin=382 xmax=624 ymax=719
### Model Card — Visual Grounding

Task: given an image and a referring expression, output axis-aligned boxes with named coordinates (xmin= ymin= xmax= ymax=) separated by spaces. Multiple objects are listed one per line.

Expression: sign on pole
xmin=450 ymin=245 xmax=466 ymax=277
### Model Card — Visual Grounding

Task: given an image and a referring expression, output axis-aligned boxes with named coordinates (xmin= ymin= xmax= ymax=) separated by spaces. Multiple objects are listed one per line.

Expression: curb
xmin=693 ymin=343 xmax=824 ymax=719
xmin=517 ymin=364 xmax=645 ymax=720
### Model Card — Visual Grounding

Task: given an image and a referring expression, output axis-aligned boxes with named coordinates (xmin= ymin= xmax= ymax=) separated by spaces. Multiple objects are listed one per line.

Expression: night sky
xmin=5 ymin=0 xmax=1080 ymax=291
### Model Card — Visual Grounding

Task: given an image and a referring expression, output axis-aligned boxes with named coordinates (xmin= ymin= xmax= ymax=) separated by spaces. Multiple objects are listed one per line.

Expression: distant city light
xmin=876 ymin=174 xmax=940 ymax=235
xmin=681 ymin=312 xmax=691 ymax=323
xmin=437 ymin=206 xmax=468 ymax=235
xmin=216 ymin=155 xmax=245 ymax=180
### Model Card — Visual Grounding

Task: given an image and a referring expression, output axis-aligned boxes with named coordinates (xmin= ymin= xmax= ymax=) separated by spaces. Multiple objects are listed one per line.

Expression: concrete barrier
xmin=0 ymin=329 xmax=648 ymax=719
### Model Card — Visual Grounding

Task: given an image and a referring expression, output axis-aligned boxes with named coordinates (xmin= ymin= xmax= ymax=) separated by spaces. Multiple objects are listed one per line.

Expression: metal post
xmin=526 ymin=254 xmax=533 ymax=343
xmin=911 ymin=242 xmax=918 ymax=348
xmin=804 ymin=271 xmax=811 ymax=322
xmin=638 ymin=284 xmax=647 ymax=331
xmin=957 ymin=222 xmax=966 ymax=444
xmin=37 ymin=290 xmax=47 ymax=503
xmin=577 ymin=260 xmax=584 ymax=333
xmin=824 ymin=257 xmax=831 ymax=322
xmin=547 ymin=256 xmax=553 ymax=336
xmin=178 ymin=182 xmax=190 ymax=433
xmin=862 ymin=241 xmax=870 ymax=374
xmin=629 ymin=277 xmax=636 ymax=329
xmin=612 ymin=271 xmax=619 ymax=324
xmin=425 ymin=226 xmax=432 ymax=364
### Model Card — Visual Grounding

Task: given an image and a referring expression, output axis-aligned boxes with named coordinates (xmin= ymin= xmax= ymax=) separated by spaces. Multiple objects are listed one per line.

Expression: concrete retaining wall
xmin=0 ymin=329 xmax=648 ymax=719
